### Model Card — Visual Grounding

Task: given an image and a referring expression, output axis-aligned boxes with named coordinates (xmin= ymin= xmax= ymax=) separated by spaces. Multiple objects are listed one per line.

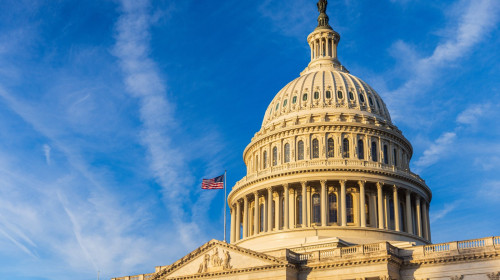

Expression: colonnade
xmin=229 ymin=180 xmax=431 ymax=243
xmin=310 ymin=35 xmax=338 ymax=61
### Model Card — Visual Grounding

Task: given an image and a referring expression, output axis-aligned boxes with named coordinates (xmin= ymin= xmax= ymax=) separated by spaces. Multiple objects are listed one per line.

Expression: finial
xmin=316 ymin=0 xmax=332 ymax=29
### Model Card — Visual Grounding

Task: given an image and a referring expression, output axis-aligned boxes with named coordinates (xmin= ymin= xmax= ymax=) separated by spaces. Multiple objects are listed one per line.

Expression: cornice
xmin=405 ymin=250 xmax=500 ymax=267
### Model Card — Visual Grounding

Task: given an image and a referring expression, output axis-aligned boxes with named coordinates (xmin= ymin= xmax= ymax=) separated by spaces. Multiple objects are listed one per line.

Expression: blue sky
xmin=0 ymin=0 xmax=499 ymax=279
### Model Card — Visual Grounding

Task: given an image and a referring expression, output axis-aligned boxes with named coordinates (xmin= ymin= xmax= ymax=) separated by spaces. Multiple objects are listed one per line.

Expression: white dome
xmin=262 ymin=69 xmax=392 ymax=129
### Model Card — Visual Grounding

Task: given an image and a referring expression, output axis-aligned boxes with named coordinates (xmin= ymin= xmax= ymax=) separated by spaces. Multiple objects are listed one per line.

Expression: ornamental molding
xmin=405 ymin=251 xmax=500 ymax=267
xmin=487 ymin=272 xmax=500 ymax=280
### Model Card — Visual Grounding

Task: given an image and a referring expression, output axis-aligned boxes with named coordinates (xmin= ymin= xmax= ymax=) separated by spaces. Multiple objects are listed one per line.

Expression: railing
xmin=341 ymin=246 xmax=358 ymax=255
xmin=363 ymin=243 xmax=380 ymax=253
xmin=111 ymin=273 xmax=155 ymax=280
xmin=424 ymin=243 xmax=450 ymax=254
xmin=233 ymin=158 xmax=426 ymax=191
xmin=458 ymin=239 xmax=485 ymax=249
xmin=494 ymin=236 xmax=500 ymax=246
xmin=423 ymin=237 xmax=500 ymax=255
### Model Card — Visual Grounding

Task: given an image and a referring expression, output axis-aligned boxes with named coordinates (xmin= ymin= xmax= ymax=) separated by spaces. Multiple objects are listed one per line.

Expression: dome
xmin=228 ymin=1 xmax=431 ymax=254
xmin=262 ymin=70 xmax=392 ymax=130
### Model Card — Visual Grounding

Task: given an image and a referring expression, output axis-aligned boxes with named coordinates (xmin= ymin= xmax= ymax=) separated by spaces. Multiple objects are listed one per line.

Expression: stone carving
xmin=317 ymin=0 xmax=327 ymax=14
xmin=450 ymin=276 xmax=464 ymax=280
xmin=487 ymin=272 xmax=500 ymax=280
xmin=197 ymin=248 xmax=232 ymax=274
xmin=197 ymin=254 xmax=210 ymax=273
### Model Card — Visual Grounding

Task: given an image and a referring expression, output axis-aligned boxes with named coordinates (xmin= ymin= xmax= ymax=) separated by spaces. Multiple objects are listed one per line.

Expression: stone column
xmin=267 ymin=187 xmax=272 ymax=232
xmin=340 ymin=180 xmax=347 ymax=226
xmin=393 ymin=186 xmax=400 ymax=232
xmin=301 ymin=181 xmax=307 ymax=227
xmin=416 ymin=195 xmax=422 ymax=237
xmin=274 ymin=191 xmax=280 ymax=230
xmin=243 ymin=196 xmax=248 ymax=238
xmin=359 ymin=181 xmax=366 ymax=227
xmin=406 ymin=190 xmax=413 ymax=234
xmin=283 ymin=184 xmax=289 ymax=230
xmin=254 ymin=192 xmax=259 ymax=235
xmin=422 ymin=201 xmax=430 ymax=241
xmin=230 ymin=205 xmax=235 ymax=243
xmin=236 ymin=200 xmax=241 ymax=241
xmin=321 ymin=180 xmax=327 ymax=227
xmin=377 ymin=182 xmax=384 ymax=229
xmin=306 ymin=186 xmax=312 ymax=227
xmin=427 ymin=202 xmax=432 ymax=241
xmin=290 ymin=189 xmax=296 ymax=228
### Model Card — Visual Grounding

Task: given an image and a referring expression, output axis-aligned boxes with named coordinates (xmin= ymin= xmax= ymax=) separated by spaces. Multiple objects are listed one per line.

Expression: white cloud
xmin=43 ymin=144 xmax=51 ymax=165
xmin=456 ymin=103 xmax=491 ymax=125
xmin=430 ymin=201 xmax=460 ymax=223
xmin=385 ymin=0 xmax=500 ymax=122
xmin=414 ymin=132 xmax=456 ymax=170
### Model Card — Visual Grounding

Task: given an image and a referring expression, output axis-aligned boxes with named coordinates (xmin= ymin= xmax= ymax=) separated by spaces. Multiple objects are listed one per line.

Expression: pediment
xmin=152 ymin=239 xmax=286 ymax=279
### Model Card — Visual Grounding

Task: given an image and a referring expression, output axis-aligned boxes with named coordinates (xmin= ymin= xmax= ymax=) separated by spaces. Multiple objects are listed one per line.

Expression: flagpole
xmin=223 ymin=170 xmax=227 ymax=242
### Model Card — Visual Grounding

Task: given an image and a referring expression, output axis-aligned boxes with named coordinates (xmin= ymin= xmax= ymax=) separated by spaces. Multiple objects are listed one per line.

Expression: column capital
xmin=266 ymin=186 xmax=273 ymax=192
xmin=339 ymin=180 xmax=346 ymax=186
xmin=358 ymin=180 xmax=366 ymax=187
xmin=283 ymin=183 xmax=289 ymax=189
xmin=243 ymin=195 xmax=248 ymax=202
xmin=405 ymin=189 xmax=412 ymax=195
xmin=392 ymin=185 xmax=398 ymax=191
xmin=320 ymin=180 xmax=327 ymax=186
xmin=300 ymin=181 xmax=307 ymax=187
xmin=376 ymin=182 xmax=383 ymax=189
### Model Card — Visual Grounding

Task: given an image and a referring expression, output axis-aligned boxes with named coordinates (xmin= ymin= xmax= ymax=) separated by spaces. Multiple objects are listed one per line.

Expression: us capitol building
xmin=113 ymin=1 xmax=500 ymax=279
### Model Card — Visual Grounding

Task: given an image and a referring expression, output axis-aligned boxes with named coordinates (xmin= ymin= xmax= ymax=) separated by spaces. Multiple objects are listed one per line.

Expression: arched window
xmin=263 ymin=151 xmax=268 ymax=168
xmin=298 ymin=140 xmax=304 ymax=160
xmin=369 ymin=96 xmax=374 ymax=106
xmin=358 ymin=139 xmax=364 ymax=160
xmin=326 ymin=90 xmax=332 ymax=99
xmin=312 ymin=193 xmax=321 ymax=224
xmin=359 ymin=93 xmax=365 ymax=103
xmin=365 ymin=195 xmax=370 ymax=225
xmin=349 ymin=91 xmax=354 ymax=100
xmin=327 ymin=138 xmax=334 ymax=158
xmin=346 ymin=194 xmax=354 ymax=223
xmin=328 ymin=193 xmax=337 ymax=223
xmin=314 ymin=91 xmax=319 ymax=99
xmin=292 ymin=96 xmax=297 ymax=104
xmin=296 ymin=195 xmax=303 ymax=225
xmin=393 ymin=148 xmax=398 ymax=166
xmin=284 ymin=143 xmax=290 ymax=163
xmin=371 ymin=141 xmax=378 ymax=162
xmin=312 ymin=139 xmax=319 ymax=159
xmin=272 ymin=147 xmax=278 ymax=166
xmin=383 ymin=144 xmax=389 ymax=164
xmin=302 ymin=93 xmax=308 ymax=101
xmin=337 ymin=90 xmax=343 ymax=99
xmin=275 ymin=103 xmax=279 ymax=111
xmin=260 ymin=203 xmax=265 ymax=232
xmin=283 ymin=99 xmax=288 ymax=107
xmin=343 ymin=138 xmax=350 ymax=158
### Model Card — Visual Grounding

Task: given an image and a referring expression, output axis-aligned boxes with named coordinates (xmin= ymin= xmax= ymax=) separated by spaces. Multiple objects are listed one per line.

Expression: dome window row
xmin=247 ymin=136 xmax=410 ymax=173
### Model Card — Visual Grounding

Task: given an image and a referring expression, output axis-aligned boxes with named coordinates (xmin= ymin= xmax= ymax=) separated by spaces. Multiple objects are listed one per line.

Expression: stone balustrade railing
xmin=111 ymin=273 xmax=154 ymax=280
xmin=419 ymin=236 xmax=499 ymax=256
xmin=233 ymin=158 xmax=426 ymax=192
xmin=286 ymin=242 xmax=398 ymax=263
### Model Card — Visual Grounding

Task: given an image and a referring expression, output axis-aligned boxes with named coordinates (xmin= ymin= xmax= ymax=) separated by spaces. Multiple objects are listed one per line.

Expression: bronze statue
xmin=317 ymin=0 xmax=327 ymax=14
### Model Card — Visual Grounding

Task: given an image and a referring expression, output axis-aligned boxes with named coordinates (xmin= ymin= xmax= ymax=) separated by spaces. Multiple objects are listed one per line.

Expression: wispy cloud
xmin=430 ymin=201 xmax=460 ymax=223
xmin=456 ymin=103 xmax=491 ymax=125
xmin=414 ymin=132 xmax=456 ymax=171
xmin=384 ymin=0 xmax=500 ymax=122
xmin=43 ymin=144 xmax=51 ymax=165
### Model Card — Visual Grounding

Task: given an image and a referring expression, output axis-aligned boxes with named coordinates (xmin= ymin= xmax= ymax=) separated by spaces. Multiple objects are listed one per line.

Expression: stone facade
xmin=111 ymin=1 xmax=499 ymax=280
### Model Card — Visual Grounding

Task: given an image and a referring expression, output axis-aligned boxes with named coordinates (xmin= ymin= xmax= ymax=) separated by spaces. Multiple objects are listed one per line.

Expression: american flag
xmin=201 ymin=174 xmax=224 ymax=189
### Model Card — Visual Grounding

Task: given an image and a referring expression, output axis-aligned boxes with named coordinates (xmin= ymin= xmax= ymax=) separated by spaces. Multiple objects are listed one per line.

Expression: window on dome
xmin=358 ymin=139 xmax=364 ymax=160
xmin=314 ymin=91 xmax=319 ymax=99
xmin=383 ymin=144 xmax=389 ymax=164
xmin=371 ymin=141 xmax=378 ymax=162
xmin=328 ymin=193 xmax=337 ymax=223
xmin=263 ymin=151 xmax=267 ymax=168
xmin=312 ymin=193 xmax=321 ymax=224
xmin=369 ymin=96 xmax=374 ymax=106
xmin=376 ymin=98 xmax=381 ymax=109
xmin=346 ymin=194 xmax=354 ymax=223
xmin=393 ymin=148 xmax=398 ymax=166
xmin=359 ymin=93 xmax=365 ymax=103
xmin=302 ymin=93 xmax=308 ymax=101
xmin=342 ymin=138 xmax=350 ymax=158
xmin=284 ymin=143 xmax=290 ymax=163
xmin=337 ymin=90 xmax=343 ymax=99
xmin=327 ymin=138 xmax=334 ymax=158
xmin=272 ymin=147 xmax=278 ymax=166
xmin=326 ymin=90 xmax=332 ymax=99
xmin=349 ymin=91 xmax=354 ymax=100
xmin=275 ymin=103 xmax=280 ymax=111
xmin=292 ymin=96 xmax=297 ymax=104
xmin=298 ymin=140 xmax=304 ymax=160
xmin=312 ymin=139 xmax=319 ymax=159
xmin=283 ymin=99 xmax=288 ymax=107
xmin=296 ymin=195 xmax=303 ymax=225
